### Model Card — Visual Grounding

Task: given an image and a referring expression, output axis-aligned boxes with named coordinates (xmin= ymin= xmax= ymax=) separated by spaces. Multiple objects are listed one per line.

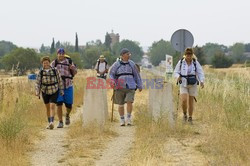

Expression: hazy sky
xmin=0 ymin=0 xmax=249 ymax=48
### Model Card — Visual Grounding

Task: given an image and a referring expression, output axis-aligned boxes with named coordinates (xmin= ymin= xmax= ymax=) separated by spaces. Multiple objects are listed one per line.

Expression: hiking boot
xmin=120 ymin=118 xmax=125 ymax=126
xmin=188 ymin=117 xmax=193 ymax=125
xmin=183 ymin=114 xmax=188 ymax=122
xmin=127 ymin=117 xmax=132 ymax=126
xmin=57 ymin=122 xmax=64 ymax=128
xmin=49 ymin=122 xmax=54 ymax=130
xmin=65 ymin=116 xmax=70 ymax=125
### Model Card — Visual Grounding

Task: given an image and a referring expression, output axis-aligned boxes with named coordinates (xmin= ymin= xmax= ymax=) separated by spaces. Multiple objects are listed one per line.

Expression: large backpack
xmin=115 ymin=60 xmax=134 ymax=79
xmin=54 ymin=57 xmax=75 ymax=79
xmin=39 ymin=68 xmax=58 ymax=90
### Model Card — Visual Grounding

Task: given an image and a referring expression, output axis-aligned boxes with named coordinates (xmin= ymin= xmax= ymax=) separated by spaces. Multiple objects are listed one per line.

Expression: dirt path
xmin=163 ymin=123 xmax=209 ymax=166
xmin=95 ymin=120 xmax=136 ymax=166
xmin=30 ymin=108 xmax=82 ymax=166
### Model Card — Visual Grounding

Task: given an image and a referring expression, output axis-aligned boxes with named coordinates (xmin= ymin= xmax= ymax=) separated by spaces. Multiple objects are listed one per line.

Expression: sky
xmin=0 ymin=0 xmax=249 ymax=48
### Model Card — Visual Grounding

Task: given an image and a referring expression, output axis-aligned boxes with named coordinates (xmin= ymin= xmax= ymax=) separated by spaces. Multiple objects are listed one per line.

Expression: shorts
xmin=57 ymin=86 xmax=73 ymax=105
xmin=114 ymin=88 xmax=135 ymax=105
xmin=42 ymin=91 xmax=58 ymax=104
xmin=180 ymin=84 xmax=198 ymax=97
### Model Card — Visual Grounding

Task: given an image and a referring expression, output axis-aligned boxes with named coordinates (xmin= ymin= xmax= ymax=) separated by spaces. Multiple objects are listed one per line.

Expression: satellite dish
xmin=170 ymin=29 xmax=194 ymax=53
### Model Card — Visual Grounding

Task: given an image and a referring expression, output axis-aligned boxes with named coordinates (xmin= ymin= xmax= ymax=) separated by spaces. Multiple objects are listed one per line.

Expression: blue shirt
xmin=109 ymin=60 xmax=142 ymax=89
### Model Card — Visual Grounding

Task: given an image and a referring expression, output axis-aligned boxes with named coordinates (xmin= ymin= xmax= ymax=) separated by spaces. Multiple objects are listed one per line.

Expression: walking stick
xmin=111 ymin=89 xmax=115 ymax=122
xmin=176 ymin=80 xmax=182 ymax=119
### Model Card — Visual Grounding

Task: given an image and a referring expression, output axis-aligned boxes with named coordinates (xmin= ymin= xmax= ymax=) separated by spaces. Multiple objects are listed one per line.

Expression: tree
xmin=104 ymin=33 xmax=112 ymax=50
xmin=75 ymin=33 xmax=79 ymax=52
xmin=69 ymin=52 xmax=83 ymax=69
xmin=112 ymin=40 xmax=143 ymax=63
xmin=55 ymin=40 xmax=61 ymax=49
xmin=193 ymin=46 xmax=206 ymax=65
xmin=1 ymin=48 xmax=40 ymax=74
xmin=245 ymin=43 xmax=250 ymax=52
xmin=211 ymin=51 xmax=233 ymax=68
xmin=50 ymin=38 xmax=55 ymax=54
xmin=0 ymin=40 xmax=18 ymax=57
xmin=202 ymin=43 xmax=228 ymax=64
xmin=230 ymin=43 xmax=245 ymax=63
xmin=148 ymin=39 xmax=176 ymax=66
xmin=82 ymin=47 xmax=100 ymax=69
xmin=39 ymin=44 xmax=50 ymax=53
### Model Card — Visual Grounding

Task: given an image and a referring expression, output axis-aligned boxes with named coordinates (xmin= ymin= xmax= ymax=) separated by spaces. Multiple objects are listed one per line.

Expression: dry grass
xmin=128 ymin=67 xmax=250 ymax=165
xmin=0 ymin=70 xmax=86 ymax=165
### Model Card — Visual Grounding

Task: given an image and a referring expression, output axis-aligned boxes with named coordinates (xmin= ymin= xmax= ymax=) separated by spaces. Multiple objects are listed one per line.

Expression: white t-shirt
xmin=98 ymin=62 xmax=106 ymax=73
xmin=95 ymin=61 xmax=109 ymax=76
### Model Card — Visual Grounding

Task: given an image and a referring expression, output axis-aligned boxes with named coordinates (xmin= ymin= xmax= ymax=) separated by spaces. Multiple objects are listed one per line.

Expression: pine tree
xmin=56 ymin=40 xmax=61 ymax=49
xmin=40 ymin=44 xmax=46 ymax=53
xmin=50 ymin=38 xmax=55 ymax=54
xmin=75 ymin=32 xmax=79 ymax=52
xmin=104 ymin=32 xmax=112 ymax=50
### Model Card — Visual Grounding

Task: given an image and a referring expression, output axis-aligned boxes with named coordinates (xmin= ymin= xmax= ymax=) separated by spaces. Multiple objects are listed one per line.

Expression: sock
xmin=127 ymin=113 xmax=131 ymax=119
xmin=50 ymin=117 xmax=54 ymax=122
xmin=48 ymin=118 xmax=51 ymax=123
xmin=59 ymin=120 xmax=63 ymax=123
xmin=120 ymin=115 xmax=125 ymax=120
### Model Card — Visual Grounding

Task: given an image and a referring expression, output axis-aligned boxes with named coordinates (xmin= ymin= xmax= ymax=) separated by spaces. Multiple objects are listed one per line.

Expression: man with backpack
xmin=36 ymin=56 xmax=64 ymax=129
xmin=95 ymin=55 xmax=109 ymax=79
xmin=109 ymin=48 xmax=142 ymax=126
xmin=51 ymin=48 xmax=77 ymax=128
xmin=174 ymin=47 xmax=205 ymax=124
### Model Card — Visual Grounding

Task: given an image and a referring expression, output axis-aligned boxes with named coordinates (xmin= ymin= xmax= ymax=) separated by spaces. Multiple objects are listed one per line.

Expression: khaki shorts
xmin=114 ymin=89 xmax=135 ymax=105
xmin=180 ymin=85 xmax=198 ymax=96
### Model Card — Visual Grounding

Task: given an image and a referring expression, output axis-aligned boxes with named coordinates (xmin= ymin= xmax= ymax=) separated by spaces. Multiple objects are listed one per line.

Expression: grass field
xmin=0 ymin=67 xmax=249 ymax=165
xmin=0 ymin=70 xmax=86 ymax=165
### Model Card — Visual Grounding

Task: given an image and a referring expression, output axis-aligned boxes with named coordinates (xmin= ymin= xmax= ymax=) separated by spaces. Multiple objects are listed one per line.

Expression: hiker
xmin=109 ymin=48 xmax=142 ymax=126
xmin=35 ymin=56 xmax=64 ymax=129
xmin=95 ymin=55 xmax=109 ymax=79
xmin=174 ymin=47 xmax=205 ymax=124
xmin=51 ymin=48 xmax=77 ymax=128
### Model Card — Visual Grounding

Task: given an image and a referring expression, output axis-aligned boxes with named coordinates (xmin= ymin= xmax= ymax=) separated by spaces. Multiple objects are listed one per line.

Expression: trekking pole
xmin=176 ymin=80 xmax=182 ymax=119
xmin=111 ymin=89 xmax=115 ymax=122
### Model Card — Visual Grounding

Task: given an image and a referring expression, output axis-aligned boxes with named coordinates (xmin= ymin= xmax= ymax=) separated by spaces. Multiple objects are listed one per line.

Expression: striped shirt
xmin=109 ymin=60 xmax=142 ymax=89
xmin=36 ymin=68 xmax=64 ymax=95
xmin=51 ymin=58 xmax=77 ymax=89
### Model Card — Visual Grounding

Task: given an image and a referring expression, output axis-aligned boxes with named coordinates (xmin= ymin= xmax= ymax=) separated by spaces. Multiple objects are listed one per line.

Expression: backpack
xmin=115 ymin=60 xmax=134 ymax=79
xmin=39 ymin=68 xmax=58 ymax=86
xmin=54 ymin=57 xmax=76 ymax=79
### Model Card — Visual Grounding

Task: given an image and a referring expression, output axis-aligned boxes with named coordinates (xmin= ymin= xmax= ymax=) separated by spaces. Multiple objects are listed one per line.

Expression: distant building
xmin=108 ymin=30 xmax=120 ymax=48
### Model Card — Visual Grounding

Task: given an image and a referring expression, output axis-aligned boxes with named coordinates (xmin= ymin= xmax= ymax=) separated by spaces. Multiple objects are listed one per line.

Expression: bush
xmin=211 ymin=51 xmax=233 ymax=68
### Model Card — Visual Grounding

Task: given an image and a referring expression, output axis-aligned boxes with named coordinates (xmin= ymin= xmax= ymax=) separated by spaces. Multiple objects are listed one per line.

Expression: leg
xmin=50 ymin=103 xmax=55 ymax=120
xmin=118 ymin=105 xmax=125 ymax=126
xmin=181 ymin=94 xmax=188 ymax=115
xmin=57 ymin=104 xmax=63 ymax=122
xmin=127 ymin=102 xmax=133 ymax=115
xmin=118 ymin=105 xmax=125 ymax=117
xmin=45 ymin=103 xmax=50 ymax=122
xmin=125 ymin=90 xmax=135 ymax=125
xmin=188 ymin=96 xmax=194 ymax=118
xmin=65 ymin=104 xmax=72 ymax=125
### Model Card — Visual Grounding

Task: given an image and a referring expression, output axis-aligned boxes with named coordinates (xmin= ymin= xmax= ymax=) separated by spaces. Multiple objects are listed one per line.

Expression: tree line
xmin=148 ymin=40 xmax=250 ymax=68
xmin=0 ymin=33 xmax=144 ymax=74
xmin=1 ymin=35 xmax=250 ymax=74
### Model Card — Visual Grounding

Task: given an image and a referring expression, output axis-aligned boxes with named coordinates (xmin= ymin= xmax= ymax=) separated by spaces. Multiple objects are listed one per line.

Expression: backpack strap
xmin=115 ymin=60 xmax=134 ymax=79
